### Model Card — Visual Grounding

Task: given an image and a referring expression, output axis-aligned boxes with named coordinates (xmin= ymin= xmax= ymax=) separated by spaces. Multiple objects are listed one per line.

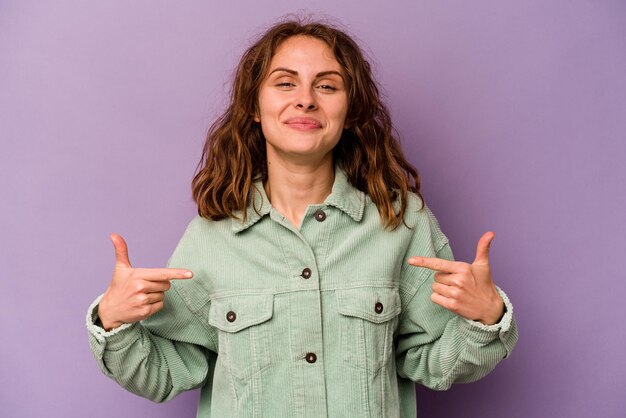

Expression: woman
xmin=87 ymin=19 xmax=518 ymax=417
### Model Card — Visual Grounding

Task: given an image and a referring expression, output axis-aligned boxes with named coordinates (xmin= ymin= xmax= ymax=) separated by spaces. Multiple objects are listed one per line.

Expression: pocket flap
xmin=337 ymin=287 xmax=401 ymax=323
xmin=209 ymin=294 xmax=274 ymax=333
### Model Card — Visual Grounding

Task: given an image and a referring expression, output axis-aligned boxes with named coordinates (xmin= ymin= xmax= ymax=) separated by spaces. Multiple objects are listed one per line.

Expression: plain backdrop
xmin=1 ymin=1 xmax=625 ymax=417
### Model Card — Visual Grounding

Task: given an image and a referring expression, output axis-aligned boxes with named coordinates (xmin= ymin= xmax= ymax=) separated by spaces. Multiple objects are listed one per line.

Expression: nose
xmin=295 ymin=88 xmax=317 ymax=111
xmin=296 ymin=102 xmax=317 ymax=111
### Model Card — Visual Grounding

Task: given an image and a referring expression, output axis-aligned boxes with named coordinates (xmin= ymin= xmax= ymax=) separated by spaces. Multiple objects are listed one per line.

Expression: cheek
xmin=258 ymin=93 xmax=286 ymax=120
xmin=329 ymin=95 xmax=349 ymax=117
xmin=257 ymin=88 xmax=273 ymax=115
xmin=329 ymin=101 xmax=349 ymax=129
xmin=256 ymin=92 xmax=267 ymax=120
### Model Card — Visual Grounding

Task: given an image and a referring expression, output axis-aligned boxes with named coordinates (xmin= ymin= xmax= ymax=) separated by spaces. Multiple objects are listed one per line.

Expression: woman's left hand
xmin=408 ymin=232 xmax=505 ymax=325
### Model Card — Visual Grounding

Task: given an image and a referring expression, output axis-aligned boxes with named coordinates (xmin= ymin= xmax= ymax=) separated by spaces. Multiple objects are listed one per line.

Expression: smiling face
xmin=256 ymin=35 xmax=349 ymax=167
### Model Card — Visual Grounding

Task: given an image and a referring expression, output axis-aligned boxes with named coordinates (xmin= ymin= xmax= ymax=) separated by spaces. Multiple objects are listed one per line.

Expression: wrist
xmin=98 ymin=311 xmax=123 ymax=331
xmin=96 ymin=299 xmax=123 ymax=331
xmin=479 ymin=296 xmax=505 ymax=325
xmin=99 ymin=318 xmax=123 ymax=332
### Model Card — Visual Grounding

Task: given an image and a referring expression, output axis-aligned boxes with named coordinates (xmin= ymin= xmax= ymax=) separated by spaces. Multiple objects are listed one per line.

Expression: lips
xmin=283 ymin=117 xmax=322 ymax=130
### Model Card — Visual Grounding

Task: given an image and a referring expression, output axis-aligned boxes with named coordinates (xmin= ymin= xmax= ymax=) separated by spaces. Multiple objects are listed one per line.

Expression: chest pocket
xmin=337 ymin=286 xmax=401 ymax=375
xmin=208 ymin=293 xmax=274 ymax=380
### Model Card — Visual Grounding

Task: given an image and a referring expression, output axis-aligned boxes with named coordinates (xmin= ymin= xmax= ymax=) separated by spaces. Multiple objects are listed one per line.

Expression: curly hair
xmin=192 ymin=17 xmax=422 ymax=230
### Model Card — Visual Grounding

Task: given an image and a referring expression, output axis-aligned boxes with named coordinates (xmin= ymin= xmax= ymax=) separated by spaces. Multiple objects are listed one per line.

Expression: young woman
xmin=87 ymin=19 xmax=518 ymax=418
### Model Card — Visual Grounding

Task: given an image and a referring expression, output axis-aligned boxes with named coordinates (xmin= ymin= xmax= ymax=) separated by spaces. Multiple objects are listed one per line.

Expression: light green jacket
xmin=87 ymin=167 xmax=518 ymax=418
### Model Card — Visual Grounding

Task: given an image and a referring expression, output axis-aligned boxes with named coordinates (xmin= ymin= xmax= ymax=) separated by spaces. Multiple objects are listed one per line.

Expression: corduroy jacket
xmin=86 ymin=167 xmax=518 ymax=418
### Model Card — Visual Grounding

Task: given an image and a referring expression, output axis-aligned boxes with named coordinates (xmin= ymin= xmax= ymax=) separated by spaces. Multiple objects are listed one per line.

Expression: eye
xmin=276 ymin=82 xmax=295 ymax=88
xmin=317 ymin=84 xmax=337 ymax=91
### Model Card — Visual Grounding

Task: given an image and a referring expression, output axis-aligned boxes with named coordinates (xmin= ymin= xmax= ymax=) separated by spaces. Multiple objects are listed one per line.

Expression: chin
xmin=278 ymin=146 xmax=330 ymax=160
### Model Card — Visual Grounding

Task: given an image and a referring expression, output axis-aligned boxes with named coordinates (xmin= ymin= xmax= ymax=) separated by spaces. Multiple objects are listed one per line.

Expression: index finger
xmin=407 ymin=256 xmax=464 ymax=273
xmin=134 ymin=268 xmax=194 ymax=281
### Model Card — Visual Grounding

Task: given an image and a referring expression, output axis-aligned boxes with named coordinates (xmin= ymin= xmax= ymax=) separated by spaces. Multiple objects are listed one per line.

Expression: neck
xmin=264 ymin=157 xmax=335 ymax=229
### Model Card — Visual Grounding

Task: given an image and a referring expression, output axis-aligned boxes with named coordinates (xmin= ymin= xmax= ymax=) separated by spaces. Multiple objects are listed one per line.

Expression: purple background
xmin=2 ymin=1 xmax=625 ymax=417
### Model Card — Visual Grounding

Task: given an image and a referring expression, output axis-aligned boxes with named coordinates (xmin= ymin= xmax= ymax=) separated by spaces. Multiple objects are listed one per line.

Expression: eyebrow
xmin=268 ymin=67 xmax=344 ymax=79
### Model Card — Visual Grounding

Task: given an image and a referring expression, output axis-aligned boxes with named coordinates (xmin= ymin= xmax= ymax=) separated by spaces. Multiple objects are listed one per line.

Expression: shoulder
xmin=401 ymin=192 xmax=449 ymax=250
xmin=404 ymin=190 xmax=425 ymax=216
xmin=391 ymin=191 xmax=431 ymax=226
xmin=360 ymin=189 xmax=440 ymax=232
xmin=185 ymin=214 xmax=222 ymax=231
xmin=169 ymin=215 xmax=234 ymax=263
xmin=181 ymin=214 xmax=232 ymax=239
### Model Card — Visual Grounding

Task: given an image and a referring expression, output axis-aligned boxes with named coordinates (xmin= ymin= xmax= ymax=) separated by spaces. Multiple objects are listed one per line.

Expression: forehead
xmin=270 ymin=36 xmax=342 ymax=71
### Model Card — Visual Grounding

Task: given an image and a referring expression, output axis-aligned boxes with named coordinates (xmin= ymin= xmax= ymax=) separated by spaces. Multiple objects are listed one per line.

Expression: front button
xmin=226 ymin=311 xmax=237 ymax=322
xmin=374 ymin=302 xmax=384 ymax=314
xmin=301 ymin=268 xmax=312 ymax=279
xmin=305 ymin=352 xmax=317 ymax=364
xmin=313 ymin=209 xmax=326 ymax=222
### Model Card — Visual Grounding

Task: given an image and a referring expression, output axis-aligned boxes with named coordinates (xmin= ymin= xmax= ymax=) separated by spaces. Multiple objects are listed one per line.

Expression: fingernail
xmin=185 ymin=271 xmax=193 ymax=278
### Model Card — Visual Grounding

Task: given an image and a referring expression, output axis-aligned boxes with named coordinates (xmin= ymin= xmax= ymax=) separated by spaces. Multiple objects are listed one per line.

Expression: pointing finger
xmin=110 ymin=233 xmax=132 ymax=268
xmin=408 ymin=256 xmax=465 ymax=273
xmin=134 ymin=268 xmax=194 ymax=281
xmin=473 ymin=231 xmax=495 ymax=265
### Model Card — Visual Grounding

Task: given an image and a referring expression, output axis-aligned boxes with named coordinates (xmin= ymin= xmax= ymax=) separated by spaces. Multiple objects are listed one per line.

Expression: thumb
xmin=473 ymin=231 xmax=495 ymax=265
xmin=110 ymin=233 xmax=132 ymax=268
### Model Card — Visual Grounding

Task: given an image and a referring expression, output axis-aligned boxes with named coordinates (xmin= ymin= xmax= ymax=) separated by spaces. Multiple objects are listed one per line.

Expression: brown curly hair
xmin=192 ymin=17 xmax=422 ymax=230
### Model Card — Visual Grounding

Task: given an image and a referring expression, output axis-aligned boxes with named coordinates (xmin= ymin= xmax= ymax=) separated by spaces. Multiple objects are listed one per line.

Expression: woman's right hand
xmin=97 ymin=233 xmax=193 ymax=331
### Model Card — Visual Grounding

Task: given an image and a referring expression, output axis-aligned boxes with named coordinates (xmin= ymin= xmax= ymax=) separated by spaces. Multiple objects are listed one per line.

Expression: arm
xmin=395 ymin=208 xmax=518 ymax=390
xmin=86 ymin=219 xmax=217 ymax=402
xmin=86 ymin=288 xmax=216 ymax=402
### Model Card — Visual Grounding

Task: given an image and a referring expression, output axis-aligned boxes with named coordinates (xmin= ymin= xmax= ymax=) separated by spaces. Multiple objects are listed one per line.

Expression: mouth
xmin=283 ymin=117 xmax=323 ymax=131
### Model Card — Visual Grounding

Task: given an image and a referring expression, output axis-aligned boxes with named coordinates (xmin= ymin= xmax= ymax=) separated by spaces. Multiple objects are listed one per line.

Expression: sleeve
xmin=394 ymin=206 xmax=518 ymax=391
xmin=86 ymin=218 xmax=219 ymax=402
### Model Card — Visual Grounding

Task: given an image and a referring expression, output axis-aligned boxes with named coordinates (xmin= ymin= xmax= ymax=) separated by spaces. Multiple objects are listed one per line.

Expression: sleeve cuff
xmin=86 ymin=295 xmax=141 ymax=356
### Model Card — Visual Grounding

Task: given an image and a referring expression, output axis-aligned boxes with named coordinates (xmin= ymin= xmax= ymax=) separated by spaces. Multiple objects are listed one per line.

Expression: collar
xmin=231 ymin=166 xmax=365 ymax=234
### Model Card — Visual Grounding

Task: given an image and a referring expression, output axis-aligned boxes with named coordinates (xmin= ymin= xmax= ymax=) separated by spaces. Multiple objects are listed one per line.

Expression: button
xmin=374 ymin=302 xmax=384 ymax=314
xmin=301 ymin=268 xmax=312 ymax=279
xmin=313 ymin=209 xmax=326 ymax=222
xmin=226 ymin=311 xmax=237 ymax=322
xmin=305 ymin=352 xmax=317 ymax=364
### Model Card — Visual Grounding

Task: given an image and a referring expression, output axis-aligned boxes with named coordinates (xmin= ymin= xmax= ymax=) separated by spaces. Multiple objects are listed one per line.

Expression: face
xmin=256 ymin=36 xmax=349 ymax=166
